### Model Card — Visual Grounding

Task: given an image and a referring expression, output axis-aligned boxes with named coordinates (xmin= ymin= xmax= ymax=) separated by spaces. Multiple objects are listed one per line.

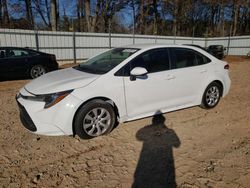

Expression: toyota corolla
xmin=16 ymin=44 xmax=231 ymax=139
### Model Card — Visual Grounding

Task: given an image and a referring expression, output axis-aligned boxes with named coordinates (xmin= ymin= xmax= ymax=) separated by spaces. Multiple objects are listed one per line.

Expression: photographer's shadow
xmin=133 ymin=111 xmax=181 ymax=188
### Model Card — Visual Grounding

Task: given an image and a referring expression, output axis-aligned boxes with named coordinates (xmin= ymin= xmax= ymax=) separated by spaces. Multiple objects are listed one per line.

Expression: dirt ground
xmin=0 ymin=56 xmax=250 ymax=188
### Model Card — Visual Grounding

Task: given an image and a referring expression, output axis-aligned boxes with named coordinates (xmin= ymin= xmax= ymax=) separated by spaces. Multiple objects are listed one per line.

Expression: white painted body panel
xmin=17 ymin=44 xmax=231 ymax=136
xmin=25 ymin=68 xmax=99 ymax=94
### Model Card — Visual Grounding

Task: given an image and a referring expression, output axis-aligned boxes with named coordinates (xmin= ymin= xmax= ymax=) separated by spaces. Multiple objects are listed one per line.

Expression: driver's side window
xmin=115 ymin=48 xmax=170 ymax=76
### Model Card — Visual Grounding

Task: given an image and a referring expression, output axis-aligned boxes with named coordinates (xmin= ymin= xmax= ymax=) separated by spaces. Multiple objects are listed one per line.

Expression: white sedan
xmin=16 ymin=44 xmax=231 ymax=139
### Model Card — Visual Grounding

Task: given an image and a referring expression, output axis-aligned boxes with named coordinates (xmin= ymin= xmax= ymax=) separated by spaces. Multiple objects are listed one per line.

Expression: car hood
xmin=25 ymin=68 xmax=99 ymax=95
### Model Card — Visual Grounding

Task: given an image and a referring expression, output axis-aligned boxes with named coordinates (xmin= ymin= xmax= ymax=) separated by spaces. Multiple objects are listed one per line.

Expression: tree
xmin=173 ymin=0 xmax=181 ymax=36
xmin=2 ymin=0 xmax=9 ymax=27
xmin=24 ymin=0 xmax=34 ymax=29
xmin=232 ymin=0 xmax=240 ymax=36
xmin=0 ymin=0 xmax=2 ymax=27
xmin=33 ymin=0 xmax=51 ymax=29
xmin=50 ymin=0 xmax=58 ymax=31
xmin=77 ymin=0 xmax=84 ymax=32
xmin=0 ymin=0 xmax=249 ymax=37
xmin=139 ymin=0 xmax=144 ymax=34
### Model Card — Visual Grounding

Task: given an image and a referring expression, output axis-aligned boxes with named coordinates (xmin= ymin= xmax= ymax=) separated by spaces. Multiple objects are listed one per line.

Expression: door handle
xmin=200 ymin=70 xmax=207 ymax=73
xmin=166 ymin=75 xmax=176 ymax=80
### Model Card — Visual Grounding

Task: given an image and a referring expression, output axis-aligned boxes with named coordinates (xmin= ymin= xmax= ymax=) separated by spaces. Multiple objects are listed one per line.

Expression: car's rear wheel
xmin=201 ymin=82 xmax=222 ymax=109
xmin=30 ymin=65 xmax=47 ymax=79
xmin=74 ymin=100 xmax=116 ymax=139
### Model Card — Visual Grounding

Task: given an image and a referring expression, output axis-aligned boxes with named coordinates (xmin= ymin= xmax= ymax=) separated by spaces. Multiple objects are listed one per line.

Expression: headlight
xmin=18 ymin=90 xmax=73 ymax=108
xmin=43 ymin=90 xmax=73 ymax=109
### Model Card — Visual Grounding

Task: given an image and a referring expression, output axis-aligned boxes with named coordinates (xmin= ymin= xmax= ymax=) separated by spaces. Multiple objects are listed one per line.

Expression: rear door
xmin=168 ymin=47 xmax=211 ymax=106
xmin=3 ymin=48 xmax=33 ymax=77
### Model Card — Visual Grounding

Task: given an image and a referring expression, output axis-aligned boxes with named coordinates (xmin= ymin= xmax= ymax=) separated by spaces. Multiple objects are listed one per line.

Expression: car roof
xmin=0 ymin=47 xmax=47 ymax=54
xmin=121 ymin=43 xmax=198 ymax=50
xmin=0 ymin=46 xmax=36 ymax=51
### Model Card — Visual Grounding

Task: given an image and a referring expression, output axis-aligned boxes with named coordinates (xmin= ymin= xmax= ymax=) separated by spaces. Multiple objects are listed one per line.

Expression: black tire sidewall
xmin=202 ymin=82 xmax=222 ymax=109
xmin=74 ymin=100 xmax=116 ymax=139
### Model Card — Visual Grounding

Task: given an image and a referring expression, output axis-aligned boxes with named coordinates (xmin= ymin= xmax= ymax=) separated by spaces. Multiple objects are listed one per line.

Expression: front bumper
xmin=16 ymin=90 xmax=82 ymax=136
xmin=16 ymin=98 xmax=37 ymax=132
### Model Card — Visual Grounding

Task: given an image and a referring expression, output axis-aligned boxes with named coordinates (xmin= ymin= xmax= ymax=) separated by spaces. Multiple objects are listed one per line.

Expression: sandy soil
xmin=0 ymin=57 xmax=250 ymax=188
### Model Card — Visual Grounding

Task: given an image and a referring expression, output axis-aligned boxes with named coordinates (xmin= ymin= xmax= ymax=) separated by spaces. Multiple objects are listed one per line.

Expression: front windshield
xmin=75 ymin=48 xmax=139 ymax=74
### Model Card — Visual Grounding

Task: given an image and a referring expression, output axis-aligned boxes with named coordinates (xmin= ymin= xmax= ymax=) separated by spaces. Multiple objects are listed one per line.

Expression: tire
xmin=30 ymin=65 xmax=47 ymax=79
xmin=201 ymin=82 xmax=222 ymax=109
xmin=74 ymin=100 xmax=116 ymax=139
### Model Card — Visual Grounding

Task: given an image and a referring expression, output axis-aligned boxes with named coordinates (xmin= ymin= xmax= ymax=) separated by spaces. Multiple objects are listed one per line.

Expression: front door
xmin=123 ymin=48 xmax=174 ymax=119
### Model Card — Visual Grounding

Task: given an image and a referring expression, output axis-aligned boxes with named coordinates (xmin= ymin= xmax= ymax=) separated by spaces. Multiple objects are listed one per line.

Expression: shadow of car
xmin=0 ymin=47 xmax=58 ymax=80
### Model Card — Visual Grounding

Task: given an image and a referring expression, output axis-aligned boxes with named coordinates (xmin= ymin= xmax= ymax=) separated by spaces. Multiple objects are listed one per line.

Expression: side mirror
xmin=130 ymin=67 xmax=148 ymax=81
xmin=130 ymin=67 xmax=148 ymax=76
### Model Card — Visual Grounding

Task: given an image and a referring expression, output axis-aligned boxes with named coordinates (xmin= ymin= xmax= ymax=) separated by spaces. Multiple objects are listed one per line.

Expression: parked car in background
xmin=185 ymin=44 xmax=226 ymax=60
xmin=207 ymin=45 xmax=226 ymax=60
xmin=16 ymin=44 xmax=231 ymax=139
xmin=0 ymin=47 xmax=58 ymax=79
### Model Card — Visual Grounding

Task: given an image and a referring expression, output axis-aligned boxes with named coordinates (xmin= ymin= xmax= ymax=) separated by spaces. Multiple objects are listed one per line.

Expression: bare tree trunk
xmin=229 ymin=1 xmax=235 ymax=37
xmin=210 ymin=3 xmax=215 ymax=35
xmin=51 ymin=0 xmax=57 ymax=31
xmin=77 ymin=1 xmax=81 ymax=31
xmin=85 ymin=0 xmax=101 ymax=32
xmin=85 ymin=0 xmax=91 ymax=32
xmin=139 ymin=0 xmax=144 ymax=34
xmin=220 ymin=0 xmax=225 ymax=37
xmin=34 ymin=0 xmax=51 ymax=28
xmin=77 ymin=0 xmax=84 ymax=31
xmin=62 ymin=3 xmax=70 ymax=31
xmin=0 ymin=0 xmax=2 ymax=27
xmin=131 ymin=0 xmax=135 ymax=40
xmin=2 ymin=0 xmax=9 ymax=27
xmin=173 ymin=0 xmax=178 ymax=36
xmin=90 ymin=0 xmax=100 ymax=32
xmin=248 ymin=1 xmax=250 ymax=33
xmin=233 ymin=2 xmax=239 ymax=36
xmin=24 ymin=0 xmax=34 ymax=29
xmin=153 ymin=0 xmax=158 ymax=35
xmin=45 ymin=0 xmax=51 ymax=27
xmin=240 ymin=5 xmax=247 ymax=35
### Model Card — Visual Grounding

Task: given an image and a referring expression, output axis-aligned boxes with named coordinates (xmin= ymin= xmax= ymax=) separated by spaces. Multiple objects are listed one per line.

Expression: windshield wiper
xmin=74 ymin=65 xmax=106 ymax=74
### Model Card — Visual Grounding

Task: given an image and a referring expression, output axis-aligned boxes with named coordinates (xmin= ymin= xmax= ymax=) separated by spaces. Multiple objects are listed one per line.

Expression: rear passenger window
xmin=170 ymin=48 xmax=210 ymax=69
xmin=7 ymin=49 xmax=29 ymax=57
xmin=195 ymin=51 xmax=211 ymax=65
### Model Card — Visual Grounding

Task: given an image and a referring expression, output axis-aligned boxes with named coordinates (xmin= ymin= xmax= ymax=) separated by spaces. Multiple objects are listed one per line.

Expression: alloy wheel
xmin=205 ymin=86 xmax=220 ymax=107
xmin=82 ymin=108 xmax=111 ymax=137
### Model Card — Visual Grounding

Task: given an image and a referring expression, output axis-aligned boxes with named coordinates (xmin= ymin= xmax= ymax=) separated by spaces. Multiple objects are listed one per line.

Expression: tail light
xmin=224 ymin=64 xmax=229 ymax=69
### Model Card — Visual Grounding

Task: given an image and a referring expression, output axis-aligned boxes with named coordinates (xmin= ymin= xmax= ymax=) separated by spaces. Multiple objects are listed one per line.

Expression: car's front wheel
xmin=201 ymin=82 xmax=222 ymax=109
xmin=30 ymin=65 xmax=47 ymax=79
xmin=74 ymin=100 xmax=116 ymax=139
